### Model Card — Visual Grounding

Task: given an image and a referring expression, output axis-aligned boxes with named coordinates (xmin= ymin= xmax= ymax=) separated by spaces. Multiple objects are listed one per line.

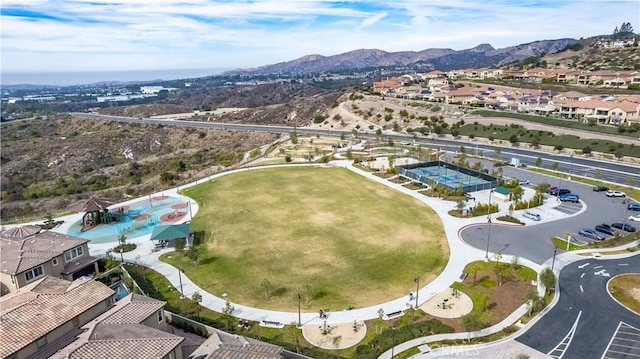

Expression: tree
xmin=332 ymin=335 xmax=343 ymax=352
xmin=582 ymin=146 xmax=592 ymax=155
xmin=525 ymin=289 xmax=545 ymax=317
xmin=512 ymin=186 xmax=524 ymax=203
xmin=290 ymin=131 xmax=298 ymax=144
xmin=469 ymin=263 xmax=479 ymax=286
xmin=534 ymin=182 xmax=549 ymax=194
xmin=117 ymin=234 xmax=127 ymax=246
xmin=539 ymin=267 xmax=556 ymax=295
xmin=340 ymin=133 xmax=345 ymax=141
xmin=222 ymin=300 xmax=236 ymax=331
xmin=494 ymin=252 xmax=504 ymax=286
xmin=551 ymin=162 xmax=559 ymax=172
xmin=345 ymin=149 xmax=353 ymax=160
xmin=285 ymin=323 xmax=301 ymax=353
xmin=104 ymin=251 xmax=120 ymax=271
xmin=456 ymin=199 xmax=466 ymax=211
xmin=191 ymin=292 xmax=202 ymax=321
xmin=535 ymin=157 xmax=542 ymax=167
xmin=186 ymin=245 xmax=199 ymax=264
xmin=261 ymin=279 xmax=272 ymax=300
xmin=284 ymin=154 xmax=292 ymax=163
xmin=461 ymin=312 xmax=483 ymax=342
xmin=175 ymin=237 xmax=186 ymax=252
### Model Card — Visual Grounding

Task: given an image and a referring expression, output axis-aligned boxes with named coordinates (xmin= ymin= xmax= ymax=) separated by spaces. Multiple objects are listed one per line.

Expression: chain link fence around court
xmin=397 ymin=160 xmax=499 ymax=193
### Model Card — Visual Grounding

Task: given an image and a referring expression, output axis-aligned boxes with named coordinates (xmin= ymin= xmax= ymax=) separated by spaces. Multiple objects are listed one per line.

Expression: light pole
xmin=485 ymin=189 xmax=493 ymax=260
xmin=551 ymin=248 xmax=558 ymax=270
xmin=119 ymin=248 xmax=124 ymax=263
xmin=178 ymin=268 xmax=184 ymax=298
xmin=391 ymin=326 xmax=396 ymax=358
xmin=569 ymin=154 xmax=574 ymax=180
xmin=413 ymin=277 xmax=419 ymax=309
xmin=297 ymin=293 xmax=302 ymax=327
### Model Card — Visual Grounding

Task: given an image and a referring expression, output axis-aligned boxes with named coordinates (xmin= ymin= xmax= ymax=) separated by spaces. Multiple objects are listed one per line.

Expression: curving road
xmin=72 ymin=112 xmax=640 ymax=186
xmin=516 ymin=255 xmax=640 ymax=359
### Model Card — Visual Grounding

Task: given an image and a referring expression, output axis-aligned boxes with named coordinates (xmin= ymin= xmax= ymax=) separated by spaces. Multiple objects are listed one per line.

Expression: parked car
xmin=579 ymin=229 xmax=606 ymax=241
xmin=595 ymin=224 xmax=615 ymax=236
xmin=547 ymin=186 xmax=557 ymax=194
xmin=550 ymin=188 xmax=571 ymax=196
xmin=629 ymin=214 xmax=640 ymax=222
xmin=523 ymin=211 xmax=541 ymax=221
xmin=628 ymin=203 xmax=640 ymax=211
xmin=611 ymin=222 xmax=637 ymax=232
xmin=519 ymin=179 xmax=530 ymax=185
xmin=559 ymin=194 xmax=580 ymax=203
xmin=606 ymin=190 xmax=626 ymax=197
xmin=593 ymin=186 xmax=609 ymax=192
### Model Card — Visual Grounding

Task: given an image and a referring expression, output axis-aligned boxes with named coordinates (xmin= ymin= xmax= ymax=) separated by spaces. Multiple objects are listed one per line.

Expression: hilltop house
xmin=0 ymin=227 xmax=99 ymax=295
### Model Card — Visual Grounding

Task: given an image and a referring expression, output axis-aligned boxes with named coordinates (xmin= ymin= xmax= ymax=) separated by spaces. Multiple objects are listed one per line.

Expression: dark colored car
xmin=611 ymin=222 xmax=637 ymax=232
xmin=579 ymin=228 xmax=605 ymax=241
xmin=595 ymin=224 xmax=615 ymax=236
xmin=550 ymin=188 xmax=571 ymax=196
xmin=628 ymin=203 xmax=640 ymax=211
xmin=593 ymin=186 xmax=609 ymax=192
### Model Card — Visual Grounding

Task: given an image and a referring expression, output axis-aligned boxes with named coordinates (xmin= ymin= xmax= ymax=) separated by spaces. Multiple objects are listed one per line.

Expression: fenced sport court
xmin=397 ymin=160 xmax=498 ymax=192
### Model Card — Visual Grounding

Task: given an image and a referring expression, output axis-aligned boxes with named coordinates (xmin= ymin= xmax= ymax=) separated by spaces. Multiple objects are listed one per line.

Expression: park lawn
xmin=170 ymin=167 xmax=449 ymax=311
xmin=608 ymin=274 xmax=640 ymax=314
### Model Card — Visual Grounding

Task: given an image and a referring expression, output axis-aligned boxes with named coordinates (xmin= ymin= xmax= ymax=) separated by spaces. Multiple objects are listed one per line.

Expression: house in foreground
xmin=1 ymin=275 xmax=288 ymax=359
xmin=0 ymin=226 xmax=99 ymax=295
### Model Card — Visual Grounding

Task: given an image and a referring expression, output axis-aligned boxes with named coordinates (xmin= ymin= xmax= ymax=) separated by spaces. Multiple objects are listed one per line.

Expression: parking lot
xmin=501 ymin=166 xmax=638 ymax=247
xmin=601 ymin=322 xmax=640 ymax=359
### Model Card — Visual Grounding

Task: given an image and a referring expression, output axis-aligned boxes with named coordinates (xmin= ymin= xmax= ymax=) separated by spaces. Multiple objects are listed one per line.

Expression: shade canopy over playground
xmin=68 ymin=197 xmax=116 ymax=213
xmin=150 ymin=224 xmax=191 ymax=242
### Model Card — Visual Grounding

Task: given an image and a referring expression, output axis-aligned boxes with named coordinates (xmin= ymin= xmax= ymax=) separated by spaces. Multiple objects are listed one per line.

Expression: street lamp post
xmin=485 ymin=189 xmax=493 ymax=260
xmin=413 ymin=277 xmax=419 ymax=309
xmin=178 ymin=268 xmax=184 ymax=298
xmin=119 ymin=248 xmax=124 ymax=263
xmin=551 ymin=248 xmax=558 ymax=270
xmin=297 ymin=293 xmax=302 ymax=327
xmin=391 ymin=326 xmax=396 ymax=358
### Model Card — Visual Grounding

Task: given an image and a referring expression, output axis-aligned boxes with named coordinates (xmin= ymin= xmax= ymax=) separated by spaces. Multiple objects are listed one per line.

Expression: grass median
xmin=169 ymin=166 xmax=449 ymax=311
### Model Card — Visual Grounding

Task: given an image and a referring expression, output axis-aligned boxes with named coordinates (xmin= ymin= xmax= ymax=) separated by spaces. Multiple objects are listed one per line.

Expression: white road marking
xmin=600 ymin=322 xmax=640 ymax=359
xmin=580 ymin=285 xmax=584 ymax=293
xmin=581 ymin=273 xmax=585 ymax=278
xmin=595 ymin=269 xmax=611 ymax=277
xmin=594 ymin=265 xmax=603 ymax=269
xmin=618 ymin=263 xmax=629 ymax=266
xmin=548 ymin=311 xmax=582 ymax=359
xmin=578 ymin=263 xmax=590 ymax=269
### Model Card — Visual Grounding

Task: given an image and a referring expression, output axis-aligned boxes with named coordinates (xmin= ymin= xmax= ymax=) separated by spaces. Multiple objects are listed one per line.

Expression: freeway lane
xmin=72 ymin=113 xmax=640 ymax=185
xmin=516 ymin=255 xmax=640 ymax=359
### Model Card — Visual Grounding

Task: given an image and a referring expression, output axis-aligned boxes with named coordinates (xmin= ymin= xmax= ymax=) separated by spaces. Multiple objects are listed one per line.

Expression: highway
xmin=72 ymin=112 xmax=640 ymax=186
xmin=516 ymin=255 xmax=640 ymax=359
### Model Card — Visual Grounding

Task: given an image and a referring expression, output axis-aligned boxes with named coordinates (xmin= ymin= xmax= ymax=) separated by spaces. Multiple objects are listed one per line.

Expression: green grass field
xmin=167 ymin=167 xmax=449 ymax=311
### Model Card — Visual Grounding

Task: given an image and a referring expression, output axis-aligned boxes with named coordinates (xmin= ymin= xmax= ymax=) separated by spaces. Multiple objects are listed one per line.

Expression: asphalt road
xmin=72 ymin=112 xmax=640 ymax=185
xmin=460 ymin=168 xmax=636 ymax=264
xmin=516 ymin=255 xmax=640 ymax=359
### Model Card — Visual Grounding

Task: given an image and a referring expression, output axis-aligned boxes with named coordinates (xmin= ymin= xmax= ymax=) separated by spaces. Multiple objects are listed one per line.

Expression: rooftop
xmin=0 ymin=276 xmax=114 ymax=358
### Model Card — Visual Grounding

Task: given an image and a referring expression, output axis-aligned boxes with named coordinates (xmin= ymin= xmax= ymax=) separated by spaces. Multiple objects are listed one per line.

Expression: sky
xmin=1 ymin=0 xmax=638 ymax=75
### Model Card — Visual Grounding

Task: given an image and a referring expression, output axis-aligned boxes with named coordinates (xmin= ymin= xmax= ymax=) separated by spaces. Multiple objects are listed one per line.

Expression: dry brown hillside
xmin=0 ymin=115 xmax=278 ymax=221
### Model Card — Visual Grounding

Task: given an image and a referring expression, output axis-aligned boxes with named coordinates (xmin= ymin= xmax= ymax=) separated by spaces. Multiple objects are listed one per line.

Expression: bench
xmin=459 ymin=272 xmax=468 ymax=281
xmin=260 ymin=320 xmax=284 ymax=328
xmin=385 ymin=310 xmax=404 ymax=320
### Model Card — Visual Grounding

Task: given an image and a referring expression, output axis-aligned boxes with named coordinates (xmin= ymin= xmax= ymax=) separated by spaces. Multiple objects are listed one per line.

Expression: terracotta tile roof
xmin=100 ymin=293 xmax=165 ymax=324
xmin=558 ymin=91 xmax=588 ymax=99
xmin=561 ymin=100 xmax=614 ymax=109
xmin=0 ymin=277 xmax=114 ymax=358
xmin=189 ymin=331 xmax=284 ymax=359
xmin=56 ymin=324 xmax=183 ymax=359
xmin=1 ymin=230 xmax=88 ymax=275
xmin=610 ymin=101 xmax=639 ymax=112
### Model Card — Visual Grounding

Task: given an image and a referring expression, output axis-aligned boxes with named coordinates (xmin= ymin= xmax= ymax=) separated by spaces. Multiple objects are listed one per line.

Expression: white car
xmin=606 ymin=190 xmax=626 ymax=197
xmin=629 ymin=214 xmax=640 ymax=222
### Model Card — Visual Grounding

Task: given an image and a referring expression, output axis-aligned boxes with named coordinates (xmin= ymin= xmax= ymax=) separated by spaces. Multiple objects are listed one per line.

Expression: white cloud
xmin=1 ymin=0 xmax=638 ymax=72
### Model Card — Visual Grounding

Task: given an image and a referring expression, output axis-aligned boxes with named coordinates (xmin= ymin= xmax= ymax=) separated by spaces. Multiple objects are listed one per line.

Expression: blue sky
xmin=1 ymin=0 xmax=638 ymax=73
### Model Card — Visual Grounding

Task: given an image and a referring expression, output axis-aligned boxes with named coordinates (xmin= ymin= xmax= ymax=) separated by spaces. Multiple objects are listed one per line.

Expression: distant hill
xmin=224 ymin=38 xmax=578 ymax=76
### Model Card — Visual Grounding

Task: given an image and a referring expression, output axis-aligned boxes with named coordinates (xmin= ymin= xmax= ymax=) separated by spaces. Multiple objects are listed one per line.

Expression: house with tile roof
xmin=0 ymin=227 xmax=99 ymax=295
xmin=0 ymin=276 xmax=115 ymax=359
xmin=51 ymin=293 xmax=184 ymax=359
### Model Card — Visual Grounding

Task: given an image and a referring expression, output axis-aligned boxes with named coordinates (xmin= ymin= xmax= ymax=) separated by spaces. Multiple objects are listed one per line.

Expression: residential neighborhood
xmin=373 ymin=68 xmax=640 ymax=125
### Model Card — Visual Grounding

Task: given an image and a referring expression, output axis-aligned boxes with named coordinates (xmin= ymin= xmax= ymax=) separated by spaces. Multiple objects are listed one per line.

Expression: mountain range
xmin=225 ymin=38 xmax=579 ymax=76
